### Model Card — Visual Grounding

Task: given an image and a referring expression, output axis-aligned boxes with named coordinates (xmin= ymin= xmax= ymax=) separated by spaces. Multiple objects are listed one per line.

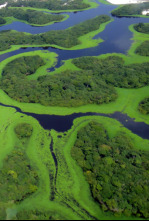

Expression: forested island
xmin=0 ymin=8 xmax=65 ymax=26
xmin=111 ymin=2 xmax=149 ymax=17
xmin=7 ymin=0 xmax=91 ymax=11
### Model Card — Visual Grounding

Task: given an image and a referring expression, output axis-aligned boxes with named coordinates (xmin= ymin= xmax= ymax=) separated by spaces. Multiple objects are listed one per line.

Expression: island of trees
xmin=72 ymin=121 xmax=149 ymax=218
xmin=111 ymin=2 xmax=149 ymax=17
xmin=0 ymin=8 xmax=65 ymax=26
xmin=7 ymin=0 xmax=91 ymax=11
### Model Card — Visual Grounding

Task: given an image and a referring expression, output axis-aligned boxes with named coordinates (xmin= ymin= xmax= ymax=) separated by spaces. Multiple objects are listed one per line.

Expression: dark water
xmin=1 ymin=102 xmax=149 ymax=139
xmin=0 ymin=1 xmax=149 ymax=138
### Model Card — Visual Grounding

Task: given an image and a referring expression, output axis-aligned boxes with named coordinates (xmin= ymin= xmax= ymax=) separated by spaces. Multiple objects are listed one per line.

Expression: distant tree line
xmin=0 ymin=8 xmax=65 ymax=25
xmin=8 ymin=0 xmax=90 ymax=11
xmin=72 ymin=121 xmax=149 ymax=218
xmin=0 ymin=15 xmax=110 ymax=51
xmin=111 ymin=3 xmax=149 ymax=17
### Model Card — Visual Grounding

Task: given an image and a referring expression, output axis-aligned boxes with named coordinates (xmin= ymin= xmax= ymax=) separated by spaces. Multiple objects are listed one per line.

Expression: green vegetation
xmin=0 ymin=102 xmax=149 ymax=220
xmin=72 ymin=121 xmax=149 ymax=218
xmin=139 ymin=98 xmax=149 ymax=114
xmin=15 ymin=209 xmax=68 ymax=220
xmin=111 ymin=3 xmax=149 ymax=17
xmin=3 ymin=54 xmax=149 ymax=108
xmin=2 ymin=55 xmax=45 ymax=76
xmin=136 ymin=41 xmax=149 ymax=56
xmin=134 ymin=23 xmax=149 ymax=34
xmin=0 ymin=57 xmax=117 ymax=106
xmin=0 ymin=17 xmax=6 ymax=25
xmin=15 ymin=123 xmax=33 ymax=139
xmin=8 ymin=0 xmax=92 ymax=11
xmin=0 ymin=122 xmax=38 ymax=219
xmin=72 ymin=56 xmax=149 ymax=88
xmin=0 ymin=15 xmax=111 ymax=51
xmin=0 ymin=8 xmax=65 ymax=26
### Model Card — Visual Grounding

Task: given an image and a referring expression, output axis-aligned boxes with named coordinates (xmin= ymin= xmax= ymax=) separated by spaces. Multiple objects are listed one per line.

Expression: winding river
xmin=0 ymin=0 xmax=149 ymax=139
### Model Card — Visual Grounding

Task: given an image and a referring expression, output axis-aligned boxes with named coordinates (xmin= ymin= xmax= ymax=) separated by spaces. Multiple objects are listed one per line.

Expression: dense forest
xmin=134 ymin=23 xmax=149 ymax=34
xmin=2 ymin=56 xmax=45 ymax=76
xmin=0 ymin=56 xmax=117 ymax=107
xmin=71 ymin=121 xmax=149 ymax=218
xmin=0 ymin=15 xmax=110 ymax=51
xmin=2 ymin=55 xmax=149 ymax=107
xmin=139 ymin=98 xmax=149 ymax=114
xmin=72 ymin=56 xmax=149 ymax=88
xmin=135 ymin=41 xmax=149 ymax=56
xmin=111 ymin=2 xmax=149 ymax=17
xmin=0 ymin=123 xmax=38 ymax=219
xmin=0 ymin=8 xmax=65 ymax=25
xmin=7 ymin=0 xmax=90 ymax=11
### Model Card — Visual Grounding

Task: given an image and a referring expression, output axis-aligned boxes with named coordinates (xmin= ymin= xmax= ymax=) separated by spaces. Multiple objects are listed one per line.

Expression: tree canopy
xmin=0 ymin=8 xmax=65 ymax=25
xmin=72 ymin=56 xmax=149 ymax=88
xmin=72 ymin=121 xmax=149 ymax=218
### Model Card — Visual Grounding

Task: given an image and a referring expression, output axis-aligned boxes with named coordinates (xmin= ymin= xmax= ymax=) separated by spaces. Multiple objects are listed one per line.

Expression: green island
xmin=0 ymin=8 xmax=66 ymax=26
xmin=0 ymin=0 xmax=149 ymax=220
xmin=111 ymin=2 xmax=149 ymax=17
xmin=7 ymin=0 xmax=98 ymax=12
